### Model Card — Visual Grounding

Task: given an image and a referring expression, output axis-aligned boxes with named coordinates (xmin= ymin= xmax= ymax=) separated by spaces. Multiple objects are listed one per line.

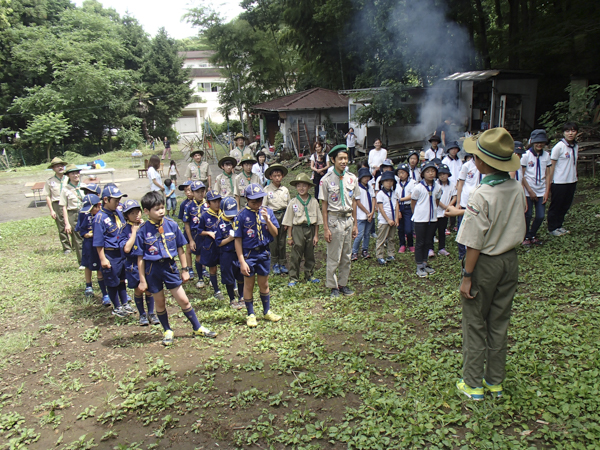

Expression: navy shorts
xmin=81 ymin=238 xmax=100 ymax=271
xmin=124 ymin=259 xmax=140 ymax=289
xmin=144 ymin=258 xmax=182 ymax=294
xmin=192 ymin=233 xmax=202 ymax=256
xmin=101 ymin=250 xmax=125 ymax=287
xmin=219 ymin=250 xmax=242 ymax=285
xmin=237 ymin=248 xmax=271 ymax=277
xmin=200 ymin=242 xmax=220 ymax=267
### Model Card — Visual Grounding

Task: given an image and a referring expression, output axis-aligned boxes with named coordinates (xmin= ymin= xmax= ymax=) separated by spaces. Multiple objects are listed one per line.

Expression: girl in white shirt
xmin=407 ymin=150 xmax=421 ymax=182
xmin=147 ymin=155 xmax=164 ymax=193
xmin=395 ymin=163 xmax=416 ymax=253
xmin=424 ymin=135 xmax=444 ymax=161
xmin=351 ymin=168 xmax=376 ymax=260
xmin=345 ymin=128 xmax=357 ymax=163
xmin=368 ymin=139 xmax=387 ymax=176
xmin=376 ymin=171 xmax=399 ymax=264
xmin=434 ymin=165 xmax=456 ymax=256
xmin=252 ymin=151 xmax=269 ymax=186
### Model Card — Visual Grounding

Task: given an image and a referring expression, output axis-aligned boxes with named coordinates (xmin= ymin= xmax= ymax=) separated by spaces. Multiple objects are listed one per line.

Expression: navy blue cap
xmin=446 ymin=141 xmax=460 ymax=151
xmin=245 ymin=183 xmax=267 ymax=199
xmin=357 ymin=167 xmax=372 ymax=180
xmin=178 ymin=180 xmax=192 ymax=191
xmin=431 ymin=158 xmax=442 ymax=166
xmin=529 ymin=129 xmax=548 ymax=144
xmin=190 ymin=180 xmax=206 ymax=191
xmin=407 ymin=150 xmax=420 ymax=160
xmin=122 ymin=199 xmax=141 ymax=213
xmin=81 ymin=183 xmax=101 ymax=195
xmin=396 ymin=163 xmax=410 ymax=173
xmin=437 ymin=164 xmax=451 ymax=176
xmin=380 ymin=171 xmax=396 ymax=182
xmin=80 ymin=194 xmax=101 ymax=213
xmin=205 ymin=189 xmax=222 ymax=202
xmin=221 ymin=196 xmax=238 ymax=218
xmin=381 ymin=159 xmax=394 ymax=168
xmin=421 ymin=161 xmax=438 ymax=174
xmin=513 ymin=141 xmax=525 ymax=155
xmin=101 ymin=185 xmax=127 ymax=199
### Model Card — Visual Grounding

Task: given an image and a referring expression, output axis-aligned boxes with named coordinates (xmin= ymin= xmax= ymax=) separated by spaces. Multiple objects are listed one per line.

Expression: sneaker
xmin=79 ymin=265 xmax=86 ymax=270
xmin=438 ymin=249 xmax=450 ymax=256
xmin=84 ymin=287 xmax=94 ymax=298
xmin=247 ymin=314 xmax=258 ymax=328
xmin=398 ymin=245 xmax=406 ymax=254
xmin=482 ymin=378 xmax=503 ymax=398
xmin=112 ymin=307 xmax=128 ymax=318
xmin=279 ymin=265 xmax=289 ymax=274
xmin=162 ymin=330 xmax=174 ymax=346
xmin=213 ymin=291 xmax=224 ymax=300
xmin=339 ymin=286 xmax=354 ymax=296
xmin=102 ymin=295 xmax=111 ymax=307
xmin=230 ymin=301 xmax=245 ymax=310
xmin=272 ymin=264 xmax=281 ymax=275
xmin=193 ymin=326 xmax=217 ymax=338
xmin=64 ymin=249 xmax=72 ymax=255
xmin=307 ymin=277 xmax=320 ymax=283
xmin=264 ymin=310 xmax=282 ymax=322
xmin=188 ymin=267 xmax=195 ymax=280
xmin=126 ymin=294 xmax=132 ymax=302
xmin=361 ymin=250 xmax=370 ymax=259
xmin=559 ymin=227 xmax=570 ymax=234
xmin=288 ymin=281 xmax=297 ymax=287
xmin=202 ymin=269 xmax=210 ymax=278
xmin=416 ymin=268 xmax=428 ymax=278
xmin=377 ymin=258 xmax=387 ymax=265
xmin=330 ymin=288 xmax=340 ymax=298
xmin=196 ymin=279 xmax=205 ymax=289
xmin=370 ymin=233 xmax=377 ymax=239
xmin=149 ymin=313 xmax=160 ymax=325
xmin=456 ymin=379 xmax=484 ymax=400
xmin=121 ymin=303 xmax=135 ymax=314
xmin=424 ymin=265 xmax=435 ymax=275
xmin=351 ymin=252 xmax=358 ymax=261
xmin=549 ymin=229 xmax=564 ymax=236
xmin=234 ymin=287 xmax=239 ymax=298
xmin=139 ymin=313 xmax=149 ymax=326
xmin=445 ymin=229 xmax=451 ymax=236
xmin=522 ymin=238 xmax=531 ymax=246
xmin=386 ymin=255 xmax=395 ymax=262
xmin=531 ymin=237 xmax=543 ymax=246
xmin=428 ymin=249 xmax=435 ymax=258
xmin=409 ymin=246 xmax=415 ymax=253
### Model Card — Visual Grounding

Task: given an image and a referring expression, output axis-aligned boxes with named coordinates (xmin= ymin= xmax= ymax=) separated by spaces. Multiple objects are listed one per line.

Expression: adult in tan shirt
xmin=43 ymin=157 xmax=70 ymax=253
xmin=185 ymin=149 xmax=211 ymax=187
xmin=263 ymin=164 xmax=290 ymax=274
xmin=59 ymin=164 xmax=84 ymax=265
xmin=235 ymin=157 xmax=260 ymax=208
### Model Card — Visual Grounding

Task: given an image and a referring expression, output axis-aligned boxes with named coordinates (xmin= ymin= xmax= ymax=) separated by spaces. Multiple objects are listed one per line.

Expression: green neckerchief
xmin=56 ymin=174 xmax=66 ymax=193
xmin=222 ymin=171 xmax=234 ymax=193
xmin=296 ymin=194 xmax=312 ymax=226
xmin=195 ymin=161 xmax=204 ymax=174
xmin=68 ymin=181 xmax=83 ymax=201
xmin=332 ymin=168 xmax=346 ymax=207
xmin=479 ymin=172 xmax=510 ymax=187
xmin=244 ymin=171 xmax=252 ymax=182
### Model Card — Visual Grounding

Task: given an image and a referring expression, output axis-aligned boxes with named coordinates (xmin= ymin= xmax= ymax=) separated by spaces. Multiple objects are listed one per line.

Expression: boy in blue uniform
xmin=134 ymin=191 xmax=217 ymax=345
xmin=93 ymin=185 xmax=133 ymax=317
xmin=76 ymin=194 xmax=109 ymax=304
xmin=215 ymin=197 xmax=245 ymax=309
xmin=183 ymin=181 xmax=209 ymax=289
xmin=177 ymin=180 xmax=195 ymax=279
xmin=198 ymin=190 xmax=224 ymax=300
xmin=234 ymin=184 xmax=282 ymax=327
xmin=121 ymin=199 xmax=159 ymax=326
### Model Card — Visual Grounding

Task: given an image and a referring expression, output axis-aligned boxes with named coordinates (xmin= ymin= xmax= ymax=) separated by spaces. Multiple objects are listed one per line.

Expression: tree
xmin=22 ymin=112 xmax=71 ymax=162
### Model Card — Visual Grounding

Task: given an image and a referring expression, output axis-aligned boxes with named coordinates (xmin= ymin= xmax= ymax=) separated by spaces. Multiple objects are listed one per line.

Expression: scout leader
xmin=235 ymin=157 xmax=261 ymax=208
xmin=319 ymin=144 xmax=359 ymax=298
xmin=454 ymin=128 xmax=526 ymax=401
xmin=43 ymin=157 xmax=71 ymax=254
xmin=213 ymin=156 xmax=239 ymax=204
xmin=263 ymin=164 xmax=291 ymax=275
xmin=230 ymin=133 xmax=254 ymax=172
xmin=185 ymin=149 xmax=212 ymax=187
xmin=60 ymin=164 xmax=85 ymax=266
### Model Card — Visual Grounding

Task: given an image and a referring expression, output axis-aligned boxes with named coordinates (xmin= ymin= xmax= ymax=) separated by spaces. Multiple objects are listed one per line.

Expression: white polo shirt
xmin=550 ymin=139 xmax=578 ymax=184
xmin=436 ymin=179 xmax=457 ymax=217
xmin=395 ymin=179 xmax=416 ymax=206
xmin=377 ymin=188 xmax=398 ymax=224
xmin=425 ymin=147 xmax=444 ymax=161
xmin=442 ymin=155 xmax=463 ymax=181
xmin=521 ymin=150 xmax=551 ymax=196
xmin=458 ymin=159 xmax=481 ymax=208
xmin=411 ymin=181 xmax=442 ymax=223
xmin=356 ymin=182 xmax=375 ymax=221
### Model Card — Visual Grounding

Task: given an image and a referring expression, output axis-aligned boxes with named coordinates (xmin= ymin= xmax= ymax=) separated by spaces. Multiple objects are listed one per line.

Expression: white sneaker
xmin=196 ymin=280 xmax=205 ymax=289
xmin=416 ymin=268 xmax=428 ymax=278
xmin=549 ymin=229 xmax=563 ymax=236
xmin=558 ymin=228 xmax=570 ymax=234
xmin=78 ymin=265 xmax=86 ymax=270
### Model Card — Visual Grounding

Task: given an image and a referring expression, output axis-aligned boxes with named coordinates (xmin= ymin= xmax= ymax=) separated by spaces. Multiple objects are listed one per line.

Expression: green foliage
xmin=116 ymin=125 xmax=143 ymax=150
xmin=273 ymin=131 xmax=283 ymax=149
xmin=21 ymin=112 xmax=71 ymax=162
xmin=80 ymin=327 xmax=101 ymax=343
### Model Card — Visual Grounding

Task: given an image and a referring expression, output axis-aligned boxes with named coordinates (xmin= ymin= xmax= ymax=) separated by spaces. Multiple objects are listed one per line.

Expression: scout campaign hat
xmin=265 ymin=163 xmax=288 ymax=179
xmin=190 ymin=181 xmax=206 ymax=191
xmin=48 ymin=157 xmax=68 ymax=169
xmin=529 ymin=129 xmax=548 ymax=144
xmin=328 ymin=144 xmax=348 ymax=159
xmin=218 ymin=156 xmax=238 ymax=169
xmin=437 ymin=164 xmax=452 ymax=176
xmin=463 ymin=128 xmax=519 ymax=172
xmin=513 ymin=141 xmax=526 ymax=155
xmin=178 ymin=180 xmax=192 ymax=191
xmin=290 ymin=172 xmax=315 ymax=187
xmin=190 ymin=149 xmax=204 ymax=157
xmin=428 ymin=134 xmax=442 ymax=143
xmin=245 ymin=183 xmax=267 ymax=200
xmin=206 ymin=189 xmax=222 ymax=202
xmin=80 ymin=194 xmax=101 ymax=213
xmin=81 ymin=183 xmax=101 ymax=195
xmin=221 ymin=197 xmax=238 ymax=218
xmin=64 ymin=164 xmax=81 ymax=174
xmin=234 ymin=132 xmax=245 ymax=141
xmin=420 ymin=161 xmax=438 ymax=175
xmin=122 ymin=199 xmax=141 ymax=213
xmin=240 ymin=156 xmax=257 ymax=166
xmin=396 ymin=163 xmax=410 ymax=174
xmin=102 ymin=185 xmax=128 ymax=199
xmin=357 ymin=167 xmax=372 ymax=180
xmin=379 ymin=171 xmax=396 ymax=183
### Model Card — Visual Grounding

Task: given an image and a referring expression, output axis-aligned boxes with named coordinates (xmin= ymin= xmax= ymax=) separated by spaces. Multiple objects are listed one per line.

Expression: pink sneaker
xmin=438 ymin=248 xmax=450 ymax=256
xmin=398 ymin=245 xmax=406 ymax=254
xmin=428 ymin=249 xmax=435 ymax=258
xmin=409 ymin=246 xmax=415 ymax=253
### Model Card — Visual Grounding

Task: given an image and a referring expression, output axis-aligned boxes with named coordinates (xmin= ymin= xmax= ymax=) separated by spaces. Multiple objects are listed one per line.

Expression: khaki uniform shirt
xmin=230 ymin=148 xmax=243 ymax=164
xmin=242 ymin=146 xmax=254 ymax=158
xmin=236 ymin=172 xmax=261 ymax=197
xmin=319 ymin=170 xmax=360 ymax=213
xmin=185 ymin=161 xmax=210 ymax=181
xmin=263 ymin=184 xmax=290 ymax=213
xmin=214 ymin=172 xmax=239 ymax=198
xmin=43 ymin=175 xmax=65 ymax=202
xmin=282 ymin=196 xmax=324 ymax=227
xmin=456 ymin=179 xmax=526 ymax=256
xmin=59 ymin=183 xmax=83 ymax=211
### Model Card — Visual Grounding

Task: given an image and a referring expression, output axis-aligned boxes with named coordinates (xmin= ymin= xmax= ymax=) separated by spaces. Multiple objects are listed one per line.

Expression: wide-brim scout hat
xmin=240 ymin=157 xmax=257 ymax=166
xmin=290 ymin=172 xmax=315 ymax=187
xmin=64 ymin=164 xmax=81 ymax=174
xmin=101 ymin=185 xmax=128 ymax=199
xmin=190 ymin=180 xmax=206 ymax=191
xmin=221 ymin=196 xmax=238 ymax=218
xmin=190 ymin=149 xmax=204 ymax=157
xmin=328 ymin=144 xmax=348 ymax=159
xmin=463 ymin=128 xmax=519 ymax=172
xmin=420 ymin=161 xmax=438 ymax=175
xmin=48 ymin=157 xmax=68 ymax=169
xmin=529 ymin=129 xmax=548 ymax=144
xmin=81 ymin=183 xmax=101 ymax=195
xmin=80 ymin=194 xmax=101 ymax=213
xmin=428 ymin=134 xmax=442 ymax=143
xmin=380 ymin=171 xmax=396 ymax=183
xmin=437 ymin=164 xmax=452 ymax=176
xmin=446 ymin=141 xmax=460 ymax=151
xmin=234 ymin=132 xmax=245 ymax=141
xmin=381 ymin=159 xmax=394 ymax=169
xmin=396 ymin=163 xmax=410 ymax=174
xmin=357 ymin=167 xmax=372 ymax=180
xmin=206 ymin=189 xmax=222 ymax=202
xmin=122 ymin=199 xmax=141 ymax=213
xmin=245 ymin=183 xmax=267 ymax=199
xmin=265 ymin=163 xmax=288 ymax=179
xmin=218 ymin=156 xmax=238 ymax=169
xmin=513 ymin=141 xmax=526 ymax=155
xmin=178 ymin=180 xmax=192 ymax=191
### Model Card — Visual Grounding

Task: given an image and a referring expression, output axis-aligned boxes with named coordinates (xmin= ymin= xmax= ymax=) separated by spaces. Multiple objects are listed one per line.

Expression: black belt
xmin=247 ymin=245 xmax=268 ymax=252
xmin=157 ymin=258 xmax=175 ymax=263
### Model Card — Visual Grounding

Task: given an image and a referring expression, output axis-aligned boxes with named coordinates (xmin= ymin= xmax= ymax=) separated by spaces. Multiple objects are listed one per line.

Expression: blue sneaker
xmin=126 ymin=294 xmax=132 ymax=302
xmin=386 ymin=256 xmax=395 ymax=262
xmin=202 ymin=269 xmax=210 ymax=278
xmin=288 ymin=281 xmax=297 ymax=287
xmin=279 ymin=265 xmax=289 ymax=274
xmin=272 ymin=264 xmax=281 ymax=274
xmin=188 ymin=267 xmax=195 ymax=280
xmin=84 ymin=287 xmax=94 ymax=298
xmin=102 ymin=295 xmax=111 ymax=307
xmin=482 ymin=378 xmax=503 ymax=398
xmin=307 ymin=277 xmax=320 ymax=283
xmin=377 ymin=258 xmax=387 ymax=265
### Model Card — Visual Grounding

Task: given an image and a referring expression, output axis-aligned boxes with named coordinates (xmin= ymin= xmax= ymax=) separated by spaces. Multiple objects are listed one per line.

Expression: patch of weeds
xmin=63 ymin=434 xmax=97 ymax=450
xmin=76 ymin=407 xmax=96 ymax=420
xmin=80 ymin=327 xmax=101 ymax=343
xmin=0 ymin=330 xmax=35 ymax=358
xmin=100 ymin=430 xmax=118 ymax=441
xmin=39 ymin=410 xmax=62 ymax=429
xmin=229 ymin=388 xmax=269 ymax=409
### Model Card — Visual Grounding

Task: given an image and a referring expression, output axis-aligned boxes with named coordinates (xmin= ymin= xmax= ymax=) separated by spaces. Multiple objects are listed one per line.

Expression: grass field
xmin=0 ymin=172 xmax=599 ymax=449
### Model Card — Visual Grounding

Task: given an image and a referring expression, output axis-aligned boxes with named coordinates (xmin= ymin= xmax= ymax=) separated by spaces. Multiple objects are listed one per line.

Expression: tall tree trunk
xmin=474 ymin=0 xmax=492 ymax=69
xmin=507 ymin=0 xmax=520 ymax=68
xmin=142 ymin=118 xmax=150 ymax=142
xmin=494 ymin=0 xmax=504 ymax=28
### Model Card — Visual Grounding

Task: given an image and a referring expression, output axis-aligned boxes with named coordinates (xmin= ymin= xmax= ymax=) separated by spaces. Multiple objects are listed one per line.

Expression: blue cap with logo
xmin=421 ymin=161 xmax=438 ymax=174
xmin=190 ymin=180 xmax=206 ymax=191
xmin=221 ymin=196 xmax=238 ymax=218
xmin=80 ymin=194 xmax=101 ymax=213
xmin=101 ymin=185 xmax=127 ymax=199
xmin=206 ymin=189 xmax=222 ymax=202
xmin=178 ymin=180 xmax=192 ymax=191
xmin=381 ymin=159 xmax=394 ymax=168
xmin=81 ymin=183 xmax=101 ymax=195
xmin=437 ymin=164 xmax=452 ymax=176
xmin=122 ymin=199 xmax=141 ymax=213
xmin=245 ymin=183 xmax=267 ymax=199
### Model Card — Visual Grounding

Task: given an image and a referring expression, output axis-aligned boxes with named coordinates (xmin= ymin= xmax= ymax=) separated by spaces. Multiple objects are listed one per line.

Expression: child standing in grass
xmin=198 ymin=190 xmax=224 ymax=300
xmin=135 ymin=191 xmax=217 ymax=346
xmin=282 ymin=173 xmax=323 ymax=286
xmin=214 ymin=156 xmax=239 ymax=202
xmin=121 ymin=199 xmax=159 ymax=327
xmin=164 ymin=179 xmax=176 ymax=217
xmin=375 ymin=171 xmax=399 ymax=265
xmin=177 ymin=180 xmax=195 ymax=279
xmin=351 ymin=167 xmax=375 ymax=260
xmin=183 ymin=181 xmax=208 ymax=289
xmin=168 ymin=160 xmax=179 ymax=186
xmin=434 ymin=164 xmax=456 ymax=256
xmin=234 ymin=184 xmax=282 ymax=328
xmin=263 ymin=164 xmax=291 ymax=275
xmin=395 ymin=163 xmax=416 ymax=254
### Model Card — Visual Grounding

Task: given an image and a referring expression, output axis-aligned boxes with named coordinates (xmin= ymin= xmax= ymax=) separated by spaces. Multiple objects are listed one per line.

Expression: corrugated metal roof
xmin=444 ymin=70 xmax=500 ymax=81
xmin=252 ymin=88 xmax=349 ymax=112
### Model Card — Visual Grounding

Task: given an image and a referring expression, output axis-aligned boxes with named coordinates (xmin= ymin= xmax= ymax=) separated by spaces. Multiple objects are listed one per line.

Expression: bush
xmin=117 ymin=126 xmax=143 ymax=150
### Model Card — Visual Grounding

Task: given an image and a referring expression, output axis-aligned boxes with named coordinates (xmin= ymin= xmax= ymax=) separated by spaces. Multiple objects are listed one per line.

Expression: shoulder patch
xmin=466 ymin=204 xmax=480 ymax=216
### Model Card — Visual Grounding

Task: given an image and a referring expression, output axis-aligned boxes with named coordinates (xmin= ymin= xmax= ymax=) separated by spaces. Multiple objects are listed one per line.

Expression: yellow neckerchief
xmin=148 ymin=218 xmax=173 ymax=258
xmin=332 ymin=168 xmax=346 ymax=207
xmin=222 ymin=171 xmax=234 ymax=192
xmin=101 ymin=207 xmax=123 ymax=229
xmin=245 ymin=205 xmax=264 ymax=242
xmin=127 ymin=219 xmax=143 ymax=227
